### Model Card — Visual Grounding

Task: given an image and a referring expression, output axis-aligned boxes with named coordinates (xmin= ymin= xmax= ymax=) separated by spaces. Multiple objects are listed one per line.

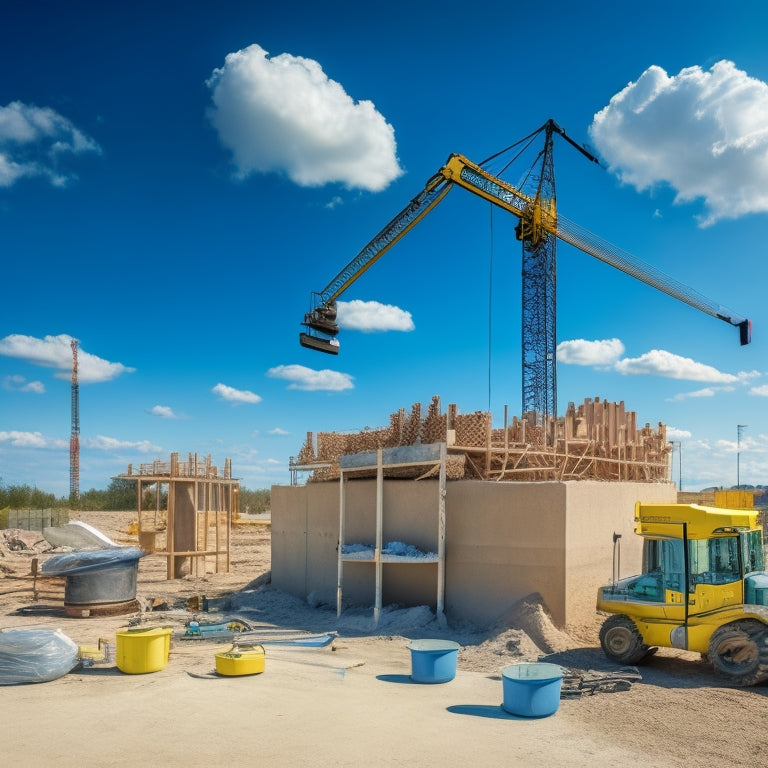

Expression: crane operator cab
xmin=597 ymin=502 xmax=768 ymax=686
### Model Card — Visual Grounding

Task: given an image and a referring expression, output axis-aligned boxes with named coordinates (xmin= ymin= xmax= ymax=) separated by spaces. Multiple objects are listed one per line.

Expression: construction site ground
xmin=1 ymin=510 xmax=766 ymax=767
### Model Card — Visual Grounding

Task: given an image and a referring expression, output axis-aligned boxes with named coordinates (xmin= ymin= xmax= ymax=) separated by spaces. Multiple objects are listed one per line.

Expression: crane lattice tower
xmin=70 ymin=338 xmax=80 ymax=502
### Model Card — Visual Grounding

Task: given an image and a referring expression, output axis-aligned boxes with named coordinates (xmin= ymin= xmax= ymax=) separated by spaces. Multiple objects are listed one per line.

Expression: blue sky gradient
xmin=2 ymin=0 xmax=768 ymax=494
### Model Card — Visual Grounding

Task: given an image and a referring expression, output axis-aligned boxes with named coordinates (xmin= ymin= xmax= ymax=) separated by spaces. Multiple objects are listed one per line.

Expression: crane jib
xmin=318 ymin=181 xmax=452 ymax=305
xmin=301 ymin=138 xmax=752 ymax=358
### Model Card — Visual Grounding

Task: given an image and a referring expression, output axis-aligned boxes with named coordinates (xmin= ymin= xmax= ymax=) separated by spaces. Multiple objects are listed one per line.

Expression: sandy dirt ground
xmin=1 ymin=510 xmax=766 ymax=767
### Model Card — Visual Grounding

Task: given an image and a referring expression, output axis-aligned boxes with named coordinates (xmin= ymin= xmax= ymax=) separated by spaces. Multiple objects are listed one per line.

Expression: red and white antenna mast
xmin=70 ymin=338 xmax=80 ymax=503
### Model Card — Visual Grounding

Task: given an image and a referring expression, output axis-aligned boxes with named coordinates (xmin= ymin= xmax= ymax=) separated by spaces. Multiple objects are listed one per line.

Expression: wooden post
xmin=374 ymin=448 xmax=383 ymax=628
xmin=337 ymin=471 xmax=346 ymax=617
xmin=437 ymin=442 xmax=446 ymax=621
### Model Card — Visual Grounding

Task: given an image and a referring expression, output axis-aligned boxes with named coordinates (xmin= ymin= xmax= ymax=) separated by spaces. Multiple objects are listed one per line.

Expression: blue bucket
xmin=501 ymin=663 xmax=563 ymax=717
xmin=409 ymin=639 xmax=460 ymax=683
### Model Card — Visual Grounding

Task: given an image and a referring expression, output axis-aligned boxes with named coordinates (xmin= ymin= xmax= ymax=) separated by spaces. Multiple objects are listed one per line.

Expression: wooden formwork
xmin=290 ymin=395 xmax=671 ymax=484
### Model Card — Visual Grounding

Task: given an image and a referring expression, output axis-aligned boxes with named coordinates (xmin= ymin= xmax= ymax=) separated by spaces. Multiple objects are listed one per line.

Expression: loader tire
xmin=708 ymin=620 xmax=768 ymax=686
xmin=599 ymin=614 xmax=654 ymax=665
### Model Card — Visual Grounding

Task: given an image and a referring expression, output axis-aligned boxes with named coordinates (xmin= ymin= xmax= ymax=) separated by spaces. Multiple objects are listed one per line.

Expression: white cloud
xmin=267 ymin=364 xmax=354 ymax=391
xmin=83 ymin=435 xmax=161 ymax=453
xmin=614 ymin=349 xmax=738 ymax=382
xmin=559 ymin=336 xmax=746 ymax=395
xmin=750 ymin=384 xmax=768 ymax=397
xmin=337 ymin=299 xmax=414 ymax=332
xmin=0 ymin=334 xmax=133 ymax=383
xmin=212 ymin=382 xmax=262 ymax=404
xmin=150 ymin=405 xmax=178 ymax=419
xmin=3 ymin=374 xmax=44 ymax=393
xmin=0 ymin=430 xmax=62 ymax=448
xmin=667 ymin=427 xmax=692 ymax=440
xmin=590 ymin=60 xmax=768 ymax=226
xmin=556 ymin=338 xmax=624 ymax=366
xmin=206 ymin=44 xmax=403 ymax=191
xmin=268 ymin=427 xmax=289 ymax=436
xmin=667 ymin=387 xmax=721 ymax=401
xmin=0 ymin=101 xmax=101 ymax=188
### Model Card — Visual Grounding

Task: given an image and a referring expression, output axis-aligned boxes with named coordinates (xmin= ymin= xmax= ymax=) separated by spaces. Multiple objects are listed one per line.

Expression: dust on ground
xmin=1 ymin=510 xmax=767 ymax=768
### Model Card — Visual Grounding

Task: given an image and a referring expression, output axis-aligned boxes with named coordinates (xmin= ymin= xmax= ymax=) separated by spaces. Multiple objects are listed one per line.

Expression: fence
xmin=0 ymin=508 xmax=70 ymax=532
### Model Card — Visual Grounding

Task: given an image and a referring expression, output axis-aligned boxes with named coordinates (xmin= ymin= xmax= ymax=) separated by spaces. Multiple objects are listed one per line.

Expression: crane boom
xmin=300 ymin=122 xmax=752 ymax=434
xmin=318 ymin=175 xmax=452 ymax=306
xmin=301 ymin=150 xmax=751 ymax=353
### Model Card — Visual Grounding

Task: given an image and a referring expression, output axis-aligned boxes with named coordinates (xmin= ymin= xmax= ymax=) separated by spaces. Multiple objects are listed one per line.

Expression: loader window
xmin=689 ymin=537 xmax=740 ymax=585
xmin=741 ymin=530 xmax=764 ymax=575
xmin=639 ymin=538 xmax=685 ymax=599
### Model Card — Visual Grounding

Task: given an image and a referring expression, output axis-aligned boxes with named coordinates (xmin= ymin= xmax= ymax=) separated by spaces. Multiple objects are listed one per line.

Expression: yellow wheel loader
xmin=596 ymin=502 xmax=768 ymax=686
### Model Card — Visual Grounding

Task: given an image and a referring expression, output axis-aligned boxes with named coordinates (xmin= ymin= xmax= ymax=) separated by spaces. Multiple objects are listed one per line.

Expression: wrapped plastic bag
xmin=41 ymin=546 xmax=144 ymax=576
xmin=0 ymin=628 xmax=80 ymax=685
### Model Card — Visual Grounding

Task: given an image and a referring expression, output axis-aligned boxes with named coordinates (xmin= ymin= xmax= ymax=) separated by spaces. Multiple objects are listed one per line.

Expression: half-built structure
xmin=275 ymin=396 xmax=676 ymax=633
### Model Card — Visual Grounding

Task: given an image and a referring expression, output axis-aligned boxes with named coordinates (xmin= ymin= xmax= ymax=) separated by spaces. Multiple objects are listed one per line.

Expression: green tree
xmin=238 ymin=487 xmax=270 ymax=514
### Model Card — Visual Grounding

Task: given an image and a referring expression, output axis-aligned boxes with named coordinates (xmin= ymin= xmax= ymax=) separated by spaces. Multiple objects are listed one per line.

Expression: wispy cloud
xmin=666 ymin=386 xmax=735 ymax=402
xmin=337 ymin=299 xmax=414 ymax=332
xmin=268 ymin=427 xmax=289 ymax=435
xmin=149 ymin=405 xmax=179 ymax=419
xmin=267 ymin=364 xmax=354 ymax=391
xmin=212 ymin=382 xmax=262 ymax=404
xmin=590 ymin=60 xmax=768 ymax=226
xmin=206 ymin=43 xmax=403 ymax=191
xmin=0 ymin=334 xmax=134 ymax=383
xmin=0 ymin=100 xmax=101 ymax=188
xmin=82 ymin=435 xmax=161 ymax=453
xmin=3 ymin=374 xmax=45 ymax=393
xmin=0 ymin=430 xmax=67 ymax=449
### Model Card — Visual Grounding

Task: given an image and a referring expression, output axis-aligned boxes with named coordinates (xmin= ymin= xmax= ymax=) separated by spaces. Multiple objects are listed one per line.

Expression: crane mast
xmin=300 ymin=120 xmax=751 ymax=429
xmin=520 ymin=121 xmax=558 ymax=422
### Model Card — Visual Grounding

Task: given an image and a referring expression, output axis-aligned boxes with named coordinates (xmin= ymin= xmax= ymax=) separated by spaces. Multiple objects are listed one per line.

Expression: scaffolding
xmin=289 ymin=395 xmax=671 ymax=485
xmin=117 ymin=452 xmax=239 ymax=579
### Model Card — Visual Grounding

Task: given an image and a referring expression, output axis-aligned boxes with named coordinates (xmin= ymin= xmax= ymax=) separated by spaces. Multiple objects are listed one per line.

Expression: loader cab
xmin=600 ymin=523 xmax=766 ymax=609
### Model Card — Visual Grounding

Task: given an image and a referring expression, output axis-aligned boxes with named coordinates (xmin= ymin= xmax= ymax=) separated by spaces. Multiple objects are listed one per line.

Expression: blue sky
xmin=2 ymin=0 xmax=768 ymax=495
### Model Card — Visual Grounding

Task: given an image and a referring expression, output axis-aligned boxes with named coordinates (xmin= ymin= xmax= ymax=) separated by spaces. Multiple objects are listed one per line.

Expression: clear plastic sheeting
xmin=0 ymin=628 xmax=80 ymax=685
xmin=41 ymin=546 xmax=145 ymax=576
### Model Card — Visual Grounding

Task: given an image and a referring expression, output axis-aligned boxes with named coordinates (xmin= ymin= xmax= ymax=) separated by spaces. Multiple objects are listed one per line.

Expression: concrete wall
xmin=271 ymin=479 xmax=676 ymax=630
xmin=562 ymin=481 xmax=673 ymax=631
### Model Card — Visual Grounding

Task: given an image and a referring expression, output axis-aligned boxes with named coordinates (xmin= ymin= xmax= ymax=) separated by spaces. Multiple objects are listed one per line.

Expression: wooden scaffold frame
xmin=117 ymin=452 xmax=239 ymax=579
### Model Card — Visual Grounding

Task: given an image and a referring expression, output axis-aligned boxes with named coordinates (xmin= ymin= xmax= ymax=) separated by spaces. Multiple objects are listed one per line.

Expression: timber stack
xmin=291 ymin=395 xmax=671 ymax=484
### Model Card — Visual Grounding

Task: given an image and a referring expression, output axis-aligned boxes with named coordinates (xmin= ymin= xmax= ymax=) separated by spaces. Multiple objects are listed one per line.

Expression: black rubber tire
xmin=708 ymin=620 xmax=768 ymax=686
xmin=599 ymin=614 xmax=654 ymax=665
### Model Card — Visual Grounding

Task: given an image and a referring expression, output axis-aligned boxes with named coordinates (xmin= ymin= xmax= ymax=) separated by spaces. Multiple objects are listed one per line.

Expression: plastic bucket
xmin=215 ymin=644 xmax=266 ymax=677
xmin=501 ymin=663 xmax=563 ymax=717
xmin=115 ymin=627 xmax=172 ymax=674
xmin=409 ymin=639 xmax=459 ymax=683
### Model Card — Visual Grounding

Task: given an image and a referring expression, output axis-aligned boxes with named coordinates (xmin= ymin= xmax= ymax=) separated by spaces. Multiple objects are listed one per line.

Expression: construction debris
xmin=561 ymin=667 xmax=642 ymax=698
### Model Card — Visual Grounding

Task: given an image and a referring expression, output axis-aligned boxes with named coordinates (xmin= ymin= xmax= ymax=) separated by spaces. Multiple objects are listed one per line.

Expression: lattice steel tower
xmin=70 ymin=338 xmax=80 ymax=503
xmin=519 ymin=121 xmax=558 ymax=426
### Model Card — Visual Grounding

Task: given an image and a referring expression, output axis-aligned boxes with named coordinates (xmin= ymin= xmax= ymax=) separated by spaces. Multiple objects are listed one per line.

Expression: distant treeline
xmin=0 ymin=478 xmax=271 ymax=514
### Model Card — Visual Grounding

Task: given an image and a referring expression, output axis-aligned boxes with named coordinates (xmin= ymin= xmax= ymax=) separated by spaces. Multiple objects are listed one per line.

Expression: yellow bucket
xmin=115 ymin=627 xmax=172 ymax=674
xmin=215 ymin=644 xmax=265 ymax=677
